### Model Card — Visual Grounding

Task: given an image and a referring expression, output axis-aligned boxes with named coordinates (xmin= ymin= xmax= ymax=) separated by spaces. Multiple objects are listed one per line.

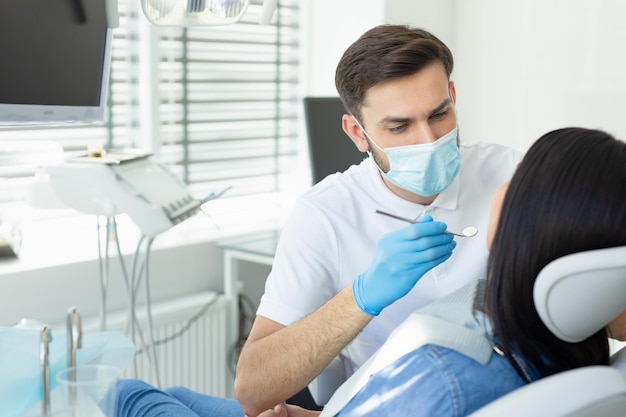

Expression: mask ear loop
xmin=351 ymin=115 xmax=389 ymax=175
xmin=351 ymin=115 xmax=385 ymax=152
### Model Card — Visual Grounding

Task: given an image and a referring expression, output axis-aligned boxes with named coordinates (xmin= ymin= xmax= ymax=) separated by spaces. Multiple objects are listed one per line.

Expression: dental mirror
xmin=375 ymin=209 xmax=478 ymax=238
xmin=454 ymin=226 xmax=478 ymax=238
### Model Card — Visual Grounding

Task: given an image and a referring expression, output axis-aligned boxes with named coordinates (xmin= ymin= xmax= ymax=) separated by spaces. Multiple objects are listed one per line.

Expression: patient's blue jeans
xmin=115 ymin=379 xmax=244 ymax=417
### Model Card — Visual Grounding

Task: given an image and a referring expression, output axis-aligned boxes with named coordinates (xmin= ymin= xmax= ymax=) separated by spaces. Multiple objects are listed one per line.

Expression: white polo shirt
xmin=257 ymin=141 xmax=522 ymax=377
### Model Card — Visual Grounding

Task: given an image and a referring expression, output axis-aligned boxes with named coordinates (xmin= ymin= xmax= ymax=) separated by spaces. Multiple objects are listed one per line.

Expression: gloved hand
xmin=353 ymin=216 xmax=456 ymax=316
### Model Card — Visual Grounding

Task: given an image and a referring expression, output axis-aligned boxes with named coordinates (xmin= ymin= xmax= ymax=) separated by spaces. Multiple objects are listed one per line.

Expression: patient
xmin=115 ymin=127 xmax=626 ymax=416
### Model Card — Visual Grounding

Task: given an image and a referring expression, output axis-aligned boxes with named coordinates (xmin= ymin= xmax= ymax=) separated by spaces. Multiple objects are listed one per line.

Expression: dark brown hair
xmin=335 ymin=25 xmax=454 ymax=120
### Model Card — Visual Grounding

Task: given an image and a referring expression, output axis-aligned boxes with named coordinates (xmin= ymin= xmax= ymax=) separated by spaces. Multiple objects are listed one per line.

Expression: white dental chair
xmin=469 ymin=246 xmax=626 ymax=417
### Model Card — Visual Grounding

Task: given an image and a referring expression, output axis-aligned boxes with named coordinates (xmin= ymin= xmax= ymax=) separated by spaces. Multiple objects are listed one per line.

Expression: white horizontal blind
xmin=0 ymin=0 xmax=301 ymax=205
xmin=154 ymin=0 xmax=301 ymax=199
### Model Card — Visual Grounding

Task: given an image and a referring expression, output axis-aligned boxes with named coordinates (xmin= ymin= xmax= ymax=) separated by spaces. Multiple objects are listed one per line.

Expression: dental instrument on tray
xmin=40 ymin=325 xmax=52 ymax=417
xmin=67 ymin=307 xmax=82 ymax=417
xmin=375 ymin=209 xmax=478 ymax=238
xmin=67 ymin=307 xmax=82 ymax=371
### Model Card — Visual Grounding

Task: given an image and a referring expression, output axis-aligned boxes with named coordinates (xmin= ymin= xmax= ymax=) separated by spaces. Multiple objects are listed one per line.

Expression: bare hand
xmin=249 ymin=403 xmax=321 ymax=417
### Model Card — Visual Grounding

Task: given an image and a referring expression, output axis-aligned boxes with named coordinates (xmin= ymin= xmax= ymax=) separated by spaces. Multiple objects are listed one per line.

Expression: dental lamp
xmin=138 ymin=0 xmax=277 ymax=27
xmin=141 ymin=0 xmax=249 ymax=26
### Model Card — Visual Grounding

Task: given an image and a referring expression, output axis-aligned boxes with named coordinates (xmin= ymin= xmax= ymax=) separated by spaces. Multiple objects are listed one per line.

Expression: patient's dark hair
xmin=335 ymin=24 xmax=453 ymax=121
xmin=486 ymin=127 xmax=626 ymax=379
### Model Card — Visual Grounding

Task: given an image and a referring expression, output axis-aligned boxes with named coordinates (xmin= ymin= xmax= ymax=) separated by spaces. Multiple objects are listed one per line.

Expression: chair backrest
xmin=470 ymin=246 xmax=626 ymax=417
xmin=303 ymin=97 xmax=365 ymax=185
xmin=468 ymin=366 xmax=626 ymax=417
xmin=534 ymin=246 xmax=626 ymax=343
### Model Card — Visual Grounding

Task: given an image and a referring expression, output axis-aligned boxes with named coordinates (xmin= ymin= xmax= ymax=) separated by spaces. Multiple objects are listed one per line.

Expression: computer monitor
xmin=303 ymin=97 xmax=365 ymax=184
xmin=0 ymin=0 xmax=113 ymax=125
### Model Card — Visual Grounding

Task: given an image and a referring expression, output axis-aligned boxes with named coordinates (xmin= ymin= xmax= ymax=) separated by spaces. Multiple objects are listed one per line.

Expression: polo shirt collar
xmin=366 ymin=156 xmax=461 ymax=214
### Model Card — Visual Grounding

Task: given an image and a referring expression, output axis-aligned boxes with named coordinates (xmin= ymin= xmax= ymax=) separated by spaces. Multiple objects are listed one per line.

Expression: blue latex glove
xmin=353 ymin=215 xmax=456 ymax=316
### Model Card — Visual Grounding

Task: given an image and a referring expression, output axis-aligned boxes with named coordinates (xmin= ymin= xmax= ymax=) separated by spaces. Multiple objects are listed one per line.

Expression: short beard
xmin=367 ymin=139 xmax=390 ymax=173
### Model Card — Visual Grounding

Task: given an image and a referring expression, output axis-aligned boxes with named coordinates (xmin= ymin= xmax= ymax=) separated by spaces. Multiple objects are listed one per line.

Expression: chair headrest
xmin=534 ymin=246 xmax=626 ymax=343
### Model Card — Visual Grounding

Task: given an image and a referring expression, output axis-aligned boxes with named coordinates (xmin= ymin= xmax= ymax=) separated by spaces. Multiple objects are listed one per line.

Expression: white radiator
xmin=82 ymin=291 xmax=236 ymax=398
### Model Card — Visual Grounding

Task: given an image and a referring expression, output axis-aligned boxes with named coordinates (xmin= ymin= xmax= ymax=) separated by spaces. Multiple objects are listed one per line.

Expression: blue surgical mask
xmin=355 ymin=118 xmax=462 ymax=196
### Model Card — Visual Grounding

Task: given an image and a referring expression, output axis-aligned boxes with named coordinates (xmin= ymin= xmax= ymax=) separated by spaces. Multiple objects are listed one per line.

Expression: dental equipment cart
xmin=46 ymin=151 xmax=228 ymax=238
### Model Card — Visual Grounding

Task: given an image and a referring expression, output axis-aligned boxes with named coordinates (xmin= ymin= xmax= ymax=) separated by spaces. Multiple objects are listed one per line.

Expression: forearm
xmin=235 ymin=285 xmax=372 ymax=417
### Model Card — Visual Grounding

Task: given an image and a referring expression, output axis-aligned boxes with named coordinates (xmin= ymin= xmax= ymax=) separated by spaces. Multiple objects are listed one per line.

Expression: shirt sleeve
xmin=256 ymin=195 xmax=341 ymax=326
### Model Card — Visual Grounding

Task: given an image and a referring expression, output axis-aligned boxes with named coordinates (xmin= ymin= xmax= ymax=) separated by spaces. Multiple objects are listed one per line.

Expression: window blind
xmin=154 ymin=0 xmax=301 ymax=199
xmin=0 ymin=0 xmax=300 ymax=206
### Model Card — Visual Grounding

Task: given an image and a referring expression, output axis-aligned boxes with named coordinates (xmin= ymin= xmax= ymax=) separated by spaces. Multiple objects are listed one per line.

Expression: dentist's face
xmin=342 ymin=62 xmax=457 ymax=205
xmin=355 ymin=62 xmax=457 ymax=160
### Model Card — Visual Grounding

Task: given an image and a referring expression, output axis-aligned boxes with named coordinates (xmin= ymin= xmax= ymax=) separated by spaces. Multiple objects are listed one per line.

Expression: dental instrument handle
xmin=375 ymin=210 xmax=419 ymax=224
xmin=168 ymin=186 xmax=233 ymax=222
xmin=67 ymin=307 xmax=82 ymax=417
xmin=67 ymin=307 xmax=83 ymax=371
xmin=40 ymin=325 xmax=52 ymax=417
xmin=374 ymin=209 xmax=475 ymax=237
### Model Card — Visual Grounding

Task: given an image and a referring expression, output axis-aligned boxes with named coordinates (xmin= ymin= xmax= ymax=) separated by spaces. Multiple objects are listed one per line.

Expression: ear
xmin=449 ymin=80 xmax=457 ymax=104
xmin=342 ymin=114 xmax=370 ymax=153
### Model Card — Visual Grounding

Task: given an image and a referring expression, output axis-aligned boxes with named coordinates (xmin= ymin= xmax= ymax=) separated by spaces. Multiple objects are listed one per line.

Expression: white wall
xmin=385 ymin=0 xmax=456 ymax=48
xmin=385 ymin=0 xmax=626 ymax=152
xmin=305 ymin=0 xmax=626 ymax=152
xmin=302 ymin=0 xmax=385 ymax=96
